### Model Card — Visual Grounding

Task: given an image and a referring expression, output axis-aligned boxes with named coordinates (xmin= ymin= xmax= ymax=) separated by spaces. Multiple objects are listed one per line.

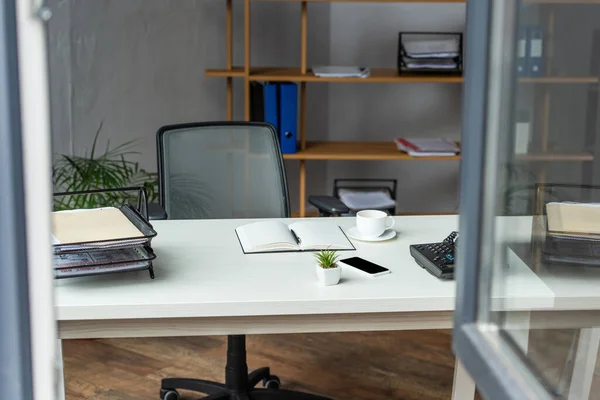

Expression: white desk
xmin=505 ymin=216 xmax=600 ymax=399
xmin=55 ymin=215 xmax=554 ymax=399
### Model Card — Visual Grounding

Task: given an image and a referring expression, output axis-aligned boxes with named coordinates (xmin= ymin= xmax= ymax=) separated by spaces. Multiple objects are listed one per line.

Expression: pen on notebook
xmin=290 ymin=229 xmax=301 ymax=245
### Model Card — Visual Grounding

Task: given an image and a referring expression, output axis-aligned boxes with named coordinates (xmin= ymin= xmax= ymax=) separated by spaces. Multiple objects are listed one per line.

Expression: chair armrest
xmin=308 ymin=195 xmax=350 ymax=217
xmin=148 ymin=203 xmax=168 ymax=220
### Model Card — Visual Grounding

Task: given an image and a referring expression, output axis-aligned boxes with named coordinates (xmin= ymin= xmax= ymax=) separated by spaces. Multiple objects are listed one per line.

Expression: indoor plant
xmin=52 ymin=123 xmax=159 ymax=210
xmin=314 ymin=249 xmax=341 ymax=286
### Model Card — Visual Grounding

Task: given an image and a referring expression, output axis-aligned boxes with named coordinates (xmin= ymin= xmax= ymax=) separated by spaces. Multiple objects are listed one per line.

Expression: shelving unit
xmin=525 ymin=1 xmax=600 ymax=210
xmin=282 ymin=141 xmax=461 ymax=160
xmin=206 ymin=67 xmax=465 ymax=83
xmin=205 ymin=0 xmax=598 ymax=217
xmin=206 ymin=67 xmax=599 ymax=84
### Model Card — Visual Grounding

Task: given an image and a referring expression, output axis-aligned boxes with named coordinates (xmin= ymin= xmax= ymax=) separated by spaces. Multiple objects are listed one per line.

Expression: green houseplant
xmin=314 ymin=249 xmax=341 ymax=286
xmin=52 ymin=123 xmax=159 ymax=211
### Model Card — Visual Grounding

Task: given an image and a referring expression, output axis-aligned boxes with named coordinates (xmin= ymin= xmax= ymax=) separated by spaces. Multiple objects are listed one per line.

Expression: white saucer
xmin=346 ymin=227 xmax=397 ymax=242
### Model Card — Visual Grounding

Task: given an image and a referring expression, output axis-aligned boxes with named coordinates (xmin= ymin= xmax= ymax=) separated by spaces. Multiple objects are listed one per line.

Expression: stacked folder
xmin=517 ymin=26 xmax=544 ymax=77
xmin=52 ymin=205 xmax=157 ymax=279
xmin=395 ymin=137 xmax=460 ymax=157
xmin=397 ymin=32 xmax=463 ymax=75
xmin=541 ymin=202 xmax=600 ymax=267
xmin=250 ymin=82 xmax=298 ymax=154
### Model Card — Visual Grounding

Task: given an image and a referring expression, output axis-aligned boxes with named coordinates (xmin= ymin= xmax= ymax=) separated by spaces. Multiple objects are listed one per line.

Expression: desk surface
xmin=55 ymin=216 xmax=553 ymax=322
xmin=505 ymin=217 xmax=600 ymax=311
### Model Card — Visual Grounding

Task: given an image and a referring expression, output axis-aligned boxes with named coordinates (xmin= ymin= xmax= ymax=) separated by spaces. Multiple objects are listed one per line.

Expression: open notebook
xmin=235 ymin=220 xmax=355 ymax=253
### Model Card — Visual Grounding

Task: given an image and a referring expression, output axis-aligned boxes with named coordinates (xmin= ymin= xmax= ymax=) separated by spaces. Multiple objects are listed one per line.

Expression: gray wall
xmin=48 ymin=0 xmax=468 ymax=213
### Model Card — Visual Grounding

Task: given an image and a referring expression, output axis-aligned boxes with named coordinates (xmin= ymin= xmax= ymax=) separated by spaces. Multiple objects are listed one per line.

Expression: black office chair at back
xmin=153 ymin=122 xmax=336 ymax=400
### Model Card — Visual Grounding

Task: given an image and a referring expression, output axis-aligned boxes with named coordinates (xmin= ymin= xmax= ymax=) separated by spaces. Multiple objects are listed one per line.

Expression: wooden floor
xmin=62 ymin=328 xmax=600 ymax=400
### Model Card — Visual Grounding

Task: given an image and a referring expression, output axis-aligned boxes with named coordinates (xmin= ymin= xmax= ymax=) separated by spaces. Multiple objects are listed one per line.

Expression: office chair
xmin=153 ymin=122 xmax=337 ymax=400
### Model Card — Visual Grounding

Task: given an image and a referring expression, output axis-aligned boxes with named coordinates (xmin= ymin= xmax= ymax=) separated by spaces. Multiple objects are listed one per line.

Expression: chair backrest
xmin=157 ymin=122 xmax=290 ymax=219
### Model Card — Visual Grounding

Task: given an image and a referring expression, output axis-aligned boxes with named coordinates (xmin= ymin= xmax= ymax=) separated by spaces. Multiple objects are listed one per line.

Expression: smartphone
xmin=339 ymin=257 xmax=391 ymax=277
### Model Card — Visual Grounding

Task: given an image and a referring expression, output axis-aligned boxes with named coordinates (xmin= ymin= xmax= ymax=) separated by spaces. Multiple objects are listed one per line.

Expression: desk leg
xmin=451 ymin=312 xmax=531 ymax=400
xmin=452 ymin=359 xmax=476 ymax=400
xmin=57 ymin=339 xmax=66 ymax=400
xmin=568 ymin=327 xmax=600 ymax=400
xmin=505 ymin=311 xmax=531 ymax=355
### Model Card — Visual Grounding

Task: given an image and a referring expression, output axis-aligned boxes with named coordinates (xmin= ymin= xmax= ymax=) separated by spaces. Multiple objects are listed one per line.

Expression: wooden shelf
xmin=519 ymin=76 xmax=599 ymax=84
xmin=515 ymin=152 xmax=594 ymax=161
xmin=279 ymin=142 xmax=594 ymax=162
xmin=282 ymin=141 xmax=461 ymax=160
xmin=206 ymin=67 xmax=463 ymax=83
xmin=206 ymin=68 xmax=598 ymax=84
xmin=205 ymin=67 xmax=245 ymax=78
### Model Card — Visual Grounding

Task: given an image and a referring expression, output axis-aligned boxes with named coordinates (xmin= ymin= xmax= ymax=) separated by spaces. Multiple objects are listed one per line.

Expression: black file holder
xmin=522 ymin=183 xmax=600 ymax=271
xmin=397 ymin=32 xmax=463 ymax=76
xmin=52 ymin=187 xmax=158 ymax=279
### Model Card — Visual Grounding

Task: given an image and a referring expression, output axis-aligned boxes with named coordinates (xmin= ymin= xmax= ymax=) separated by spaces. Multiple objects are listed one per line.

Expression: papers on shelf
xmin=53 ymin=238 xmax=148 ymax=253
xmin=53 ymin=248 xmax=147 ymax=269
xmin=395 ymin=138 xmax=460 ymax=157
xmin=54 ymin=261 xmax=152 ymax=278
xmin=402 ymin=36 xmax=460 ymax=56
xmin=404 ymin=51 xmax=460 ymax=59
xmin=402 ymin=58 xmax=458 ymax=70
xmin=546 ymin=202 xmax=600 ymax=238
xmin=400 ymin=34 xmax=461 ymax=72
xmin=338 ymin=189 xmax=396 ymax=211
xmin=313 ymin=66 xmax=370 ymax=78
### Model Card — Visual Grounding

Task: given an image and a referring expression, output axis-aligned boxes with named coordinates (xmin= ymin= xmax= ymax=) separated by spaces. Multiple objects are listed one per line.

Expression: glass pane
xmin=483 ymin=0 xmax=600 ymax=397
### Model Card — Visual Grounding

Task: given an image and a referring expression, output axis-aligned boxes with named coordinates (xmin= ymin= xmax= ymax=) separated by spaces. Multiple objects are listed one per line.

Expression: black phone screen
xmin=340 ymin=257 xmax=389 ymax=274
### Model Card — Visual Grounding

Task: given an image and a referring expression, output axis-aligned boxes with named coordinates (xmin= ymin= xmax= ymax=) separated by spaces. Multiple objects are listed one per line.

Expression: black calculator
xmin=409 ymin=232 xmax=458 ymax=280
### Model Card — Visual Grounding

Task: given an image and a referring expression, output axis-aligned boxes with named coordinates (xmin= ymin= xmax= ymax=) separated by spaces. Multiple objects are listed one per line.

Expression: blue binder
xmin=528 ymin=26 xmax=544 ymax=77
xmin=264 ymin=83 xmax=280 ymax=134
xmin=279 ymin=83 xmax=298 ymax=154
xmin=517 ymin=27 xmax=529 ymax=77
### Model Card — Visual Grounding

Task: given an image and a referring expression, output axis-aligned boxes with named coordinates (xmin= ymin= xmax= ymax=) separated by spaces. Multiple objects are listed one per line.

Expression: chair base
xmin=160 ymin=368 xmax=332 ymax=399
xmin=160 ymin=335 xmax=333 ymax=400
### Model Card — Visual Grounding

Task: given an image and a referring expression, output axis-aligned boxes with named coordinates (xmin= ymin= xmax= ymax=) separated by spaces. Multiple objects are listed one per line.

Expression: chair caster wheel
xmin=263 ymin=375 xmax=281 ymax=389
xmin=160 ymin=388 xmax=180 ymax=400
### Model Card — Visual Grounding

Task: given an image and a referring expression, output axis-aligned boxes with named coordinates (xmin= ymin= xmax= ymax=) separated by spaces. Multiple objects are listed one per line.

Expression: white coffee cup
xmin=356 ymin=210 xmax=395 ymax=238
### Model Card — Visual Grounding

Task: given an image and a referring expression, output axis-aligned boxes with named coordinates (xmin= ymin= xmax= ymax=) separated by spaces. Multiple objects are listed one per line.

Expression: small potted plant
xmin=314 ymin=249 xmax=341 ymax=286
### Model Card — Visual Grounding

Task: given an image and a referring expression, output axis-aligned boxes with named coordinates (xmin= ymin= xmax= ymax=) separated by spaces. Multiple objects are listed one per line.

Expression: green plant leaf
xmin=52 ymin=127 xmax=159 ymax=211
xmin=314 ymin=248 xmax=340 ymax=269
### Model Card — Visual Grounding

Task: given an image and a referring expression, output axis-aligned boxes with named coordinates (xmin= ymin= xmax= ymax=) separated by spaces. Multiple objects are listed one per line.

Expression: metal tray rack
xmin=52 ymin=187 xmax=158 ymax=279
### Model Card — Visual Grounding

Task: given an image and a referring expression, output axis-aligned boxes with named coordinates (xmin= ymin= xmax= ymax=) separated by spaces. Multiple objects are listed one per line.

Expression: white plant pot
xmin=316 ymin=264 xmax=341 ymax=286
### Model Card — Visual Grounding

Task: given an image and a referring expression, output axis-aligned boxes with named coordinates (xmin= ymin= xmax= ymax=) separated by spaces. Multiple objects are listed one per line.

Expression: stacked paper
xmin=546 ymin=202 xmax=600 ymax=239
xmin=395 ymin=138 xmax=460 ymax=157
xmin=541 ymin=202 xmax=600 ymax=267
xmin=338 ymin=189 xmax=396 ymax=211
xmin=313 ymin=66 xmax=370 ymax=78
xmin=401 ymin=34 xmax=460 ymax=71
xmin=52 ymin=206 xmax=156 ymax=278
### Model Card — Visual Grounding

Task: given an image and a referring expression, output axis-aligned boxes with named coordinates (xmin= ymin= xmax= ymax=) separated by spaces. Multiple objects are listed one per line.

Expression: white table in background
xmin=505 ymin=217 xmax=600 ymax=400
xmin=54 ymin=215 xmax=554 ymax=400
